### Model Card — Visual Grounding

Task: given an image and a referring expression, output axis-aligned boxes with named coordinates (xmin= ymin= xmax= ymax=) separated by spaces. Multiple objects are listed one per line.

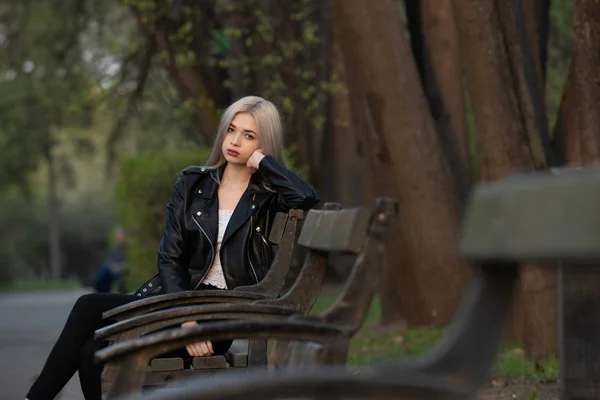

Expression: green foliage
xmin=115 ymin=149 xmax=211 ymax=289
xmin=0 ymin=190 xmax=116 ymax=283
xmin=492 ymin=347 xmax=558 ymax=382
xmin=0 ymin=1 xmax=95 ymax=190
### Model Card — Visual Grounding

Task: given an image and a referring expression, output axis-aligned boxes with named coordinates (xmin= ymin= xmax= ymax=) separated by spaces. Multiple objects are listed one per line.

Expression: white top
xmin=201 ymin=210 xmax=234 ymax=289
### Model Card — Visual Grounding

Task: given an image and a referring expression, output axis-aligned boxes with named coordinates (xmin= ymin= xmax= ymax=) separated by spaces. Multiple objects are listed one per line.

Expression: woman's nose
xmin=230 ymin=133 xmax=241 ymax=146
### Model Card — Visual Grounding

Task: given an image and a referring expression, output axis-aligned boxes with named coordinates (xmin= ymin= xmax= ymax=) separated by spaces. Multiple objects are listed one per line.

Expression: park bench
xmin=96 ymin=207 xmax=304 ymax=394
xmin=95 ymin=197 xmax=397 ymax=398
xmin=115 ymin=166 xmax=600 ymax=400
xmin=96 ymin=203 xmax=344 ymax=393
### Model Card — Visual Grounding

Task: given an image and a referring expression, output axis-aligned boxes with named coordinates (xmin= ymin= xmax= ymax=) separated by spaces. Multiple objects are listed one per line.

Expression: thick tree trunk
xmin=553 ymin=0 xmax=600 ymax=166
xmin=452 ymin=0 xmax=557 ymax=359
xmin=329 ymin=34 xmax=365 ymax=208
xmin=406 ymin=0 xmax=471 ymax=207
xmin=333 ymin=0 xmax=470 ymax=326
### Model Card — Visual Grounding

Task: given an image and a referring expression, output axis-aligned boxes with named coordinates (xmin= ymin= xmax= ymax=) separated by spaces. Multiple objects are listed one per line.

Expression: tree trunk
xmin=452 ymin=0 xmax=557 ymax=359
xmin=333 ymin=0 xmax=471 ymax=326
xmin=328 ymin=32 xmax=366 ymax=208
xmin=46 ymin=132 xmax=62 ymax=280
xmin=553 ymin=0 xmax=600 ymax=166
xmin=406 ymin=0 xmax=471 ymax=207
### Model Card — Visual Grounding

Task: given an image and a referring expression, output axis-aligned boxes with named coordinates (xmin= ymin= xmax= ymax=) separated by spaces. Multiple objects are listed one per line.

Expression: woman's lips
xmin=227 ymin=149 xmax=240 ymax=157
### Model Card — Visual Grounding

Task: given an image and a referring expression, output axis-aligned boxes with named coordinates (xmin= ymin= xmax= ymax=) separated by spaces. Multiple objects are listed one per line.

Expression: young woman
xmin=26 ymin=96 xmax=320 ymax=400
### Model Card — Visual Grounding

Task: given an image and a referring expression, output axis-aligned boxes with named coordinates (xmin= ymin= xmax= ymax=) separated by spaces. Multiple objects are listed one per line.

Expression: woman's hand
xmin=181 ymin=321 xmax=214 ymax=356
xmin=246 ymin=149 xmax=266 ymax=171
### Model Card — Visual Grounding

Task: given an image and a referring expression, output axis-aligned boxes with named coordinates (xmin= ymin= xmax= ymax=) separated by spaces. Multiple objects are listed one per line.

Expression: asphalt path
xmin=0 ymin=288 xmax=91 ymax=400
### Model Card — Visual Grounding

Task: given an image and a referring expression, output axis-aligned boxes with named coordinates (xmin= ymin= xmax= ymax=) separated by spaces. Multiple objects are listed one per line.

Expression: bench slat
xmin=150 ymin=358 xmax=183 ymax=372
xmin=192 ymin=355 xmax=227 ymax=369
xmin=297 ymin=208 xmax=370 ymax=254
xmin=224 ymin=339 xmax=249 ymax=367
xmin=460 ymin=168 xmax=600 ymax=261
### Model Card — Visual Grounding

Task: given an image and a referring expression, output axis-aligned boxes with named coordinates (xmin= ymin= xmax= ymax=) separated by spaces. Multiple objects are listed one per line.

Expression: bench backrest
xmin=272 ymin=203 xmax=370 ymax=313
xmin=460 ymin=167 xmax=600 ymax=262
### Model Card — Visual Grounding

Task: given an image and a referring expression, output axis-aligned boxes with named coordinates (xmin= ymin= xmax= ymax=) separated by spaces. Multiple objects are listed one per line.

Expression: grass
xmin=0 ymin=278 xmax=81 ymax=293
xmin=310 ymin=289 xmax=559 ymax=383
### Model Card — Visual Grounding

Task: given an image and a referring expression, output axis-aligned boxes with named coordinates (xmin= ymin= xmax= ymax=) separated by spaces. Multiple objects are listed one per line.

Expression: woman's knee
xmin=80 ymin=338 xmax=107 ymax=363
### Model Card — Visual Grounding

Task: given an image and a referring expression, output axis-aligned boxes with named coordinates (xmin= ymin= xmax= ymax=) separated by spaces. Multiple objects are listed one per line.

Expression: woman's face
xmin=222 ymin=112 xmax=261 ymax=165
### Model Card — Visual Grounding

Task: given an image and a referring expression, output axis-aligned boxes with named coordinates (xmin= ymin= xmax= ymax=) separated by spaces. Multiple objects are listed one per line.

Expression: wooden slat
xmin=192 ymin=355 xmax=227 ymax=369
xmin=460 ymin=167 xmax=600 ymax=261
xmin=224 ymin=339 xmax=248 ymax=367
xmin=268 ymin=211 xmax=297 ymax=244
xmin=560 ymin=265 xmax=600 ymax=398
xmin=150 ymin=358 xmax=184 ymax=372
xmin=297 ymin=208 xmax=370 ymax=254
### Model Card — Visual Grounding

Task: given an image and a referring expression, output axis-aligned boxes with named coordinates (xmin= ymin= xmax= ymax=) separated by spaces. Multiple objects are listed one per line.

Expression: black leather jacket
xmin=156 ymin=155 xmax=320 ymax=293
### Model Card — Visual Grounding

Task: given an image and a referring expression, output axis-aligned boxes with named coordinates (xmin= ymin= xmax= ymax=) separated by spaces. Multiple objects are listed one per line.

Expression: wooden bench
xmin=96 ymin=203 xmax=344 ymax=394
xmin=95 ymin=197 xmax=397 ymax=398
xmin=96 ymin=208 xmax=302 ymax=394
xmin=95 ymin=202 xmax=353 ymax=394
xmin=112 ymin=166 xmax=600 ymax=400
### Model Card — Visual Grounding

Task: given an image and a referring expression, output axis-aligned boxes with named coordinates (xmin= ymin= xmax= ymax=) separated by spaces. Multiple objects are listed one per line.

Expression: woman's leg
xmin=78 ymin=338 xmax=108 ymax=400
xmin=26 ymin=293 xmax=136 ymax=400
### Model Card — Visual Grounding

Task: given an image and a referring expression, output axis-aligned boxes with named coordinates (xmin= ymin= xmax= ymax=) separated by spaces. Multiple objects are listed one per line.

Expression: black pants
xmin=27 ymin=284 xmax=232 ymax=400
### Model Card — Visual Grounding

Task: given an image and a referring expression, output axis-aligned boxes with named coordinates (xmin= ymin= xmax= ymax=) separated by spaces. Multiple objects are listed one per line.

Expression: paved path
xmin=0 ymin=288 xmax=91 ymax=400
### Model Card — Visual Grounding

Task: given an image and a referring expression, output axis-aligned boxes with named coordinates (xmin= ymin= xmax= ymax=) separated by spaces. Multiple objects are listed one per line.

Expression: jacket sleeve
xmin=258 ymin=155 xmax=320 ymax=211
xmin=157 ymin=175 xmax=192 ymax=293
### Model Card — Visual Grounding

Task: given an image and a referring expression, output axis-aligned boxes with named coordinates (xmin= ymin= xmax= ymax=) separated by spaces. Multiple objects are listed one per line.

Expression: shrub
xmin=0 ymin=191 xmax=116 ymax=284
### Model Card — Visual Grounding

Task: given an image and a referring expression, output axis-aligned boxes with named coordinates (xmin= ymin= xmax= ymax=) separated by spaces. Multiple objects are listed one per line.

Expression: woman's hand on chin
xmin=246 ymin=149 xmax=265 ymax=172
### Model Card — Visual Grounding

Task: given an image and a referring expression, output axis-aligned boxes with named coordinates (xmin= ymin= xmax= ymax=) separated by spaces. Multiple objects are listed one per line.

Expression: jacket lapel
xmin=190 ymin=169 xmax=220 ymax=244
xmin=222 ymin=173 xmax=270 ymax=245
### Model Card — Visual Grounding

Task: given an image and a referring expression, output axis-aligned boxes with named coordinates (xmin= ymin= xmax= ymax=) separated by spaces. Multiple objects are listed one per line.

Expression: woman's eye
xmin=227 ymin=127 xmax=234 ymax=132
xmin=245 ymin=134 xmax=254 ymax=140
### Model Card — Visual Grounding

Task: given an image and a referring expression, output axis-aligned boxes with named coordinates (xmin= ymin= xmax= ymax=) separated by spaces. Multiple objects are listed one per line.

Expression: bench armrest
xmin=95 ymin=303 xmax=302 ymax=341
xmin=102 ymin=290 xmax=267 ymax=321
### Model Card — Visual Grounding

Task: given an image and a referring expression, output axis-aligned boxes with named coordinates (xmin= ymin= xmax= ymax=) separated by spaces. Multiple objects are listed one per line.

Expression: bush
xmin=60 ymin=191 xmax=117 ymax=281
xmin=0 ymin=194 xmax=47 ymax=283
xmin=0 ymin=191 xmax=116 ymax=284
xmin=115 ymin=150 xmax=211 ymax=290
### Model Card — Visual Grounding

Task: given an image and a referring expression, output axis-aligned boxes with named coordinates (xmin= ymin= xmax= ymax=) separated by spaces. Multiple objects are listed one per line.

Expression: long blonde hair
xmin=205 ymin=96 xmax=287 ymax=169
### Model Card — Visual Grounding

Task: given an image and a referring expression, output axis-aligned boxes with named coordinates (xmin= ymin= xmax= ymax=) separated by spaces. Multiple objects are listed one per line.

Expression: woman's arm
xmin=157 ymin=175 xmax=192 ymax=293
xmin=255 ymin=154 xmax=320 ymax=211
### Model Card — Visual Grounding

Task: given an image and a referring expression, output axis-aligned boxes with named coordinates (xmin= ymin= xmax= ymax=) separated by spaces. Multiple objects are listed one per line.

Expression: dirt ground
xmin=477 ymin=379 xmax=558 ymax=400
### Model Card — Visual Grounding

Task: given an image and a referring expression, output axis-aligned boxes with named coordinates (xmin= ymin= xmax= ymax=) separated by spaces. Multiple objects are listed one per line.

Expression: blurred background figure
xmin=92 ymin=227 xmax=127 ymax=294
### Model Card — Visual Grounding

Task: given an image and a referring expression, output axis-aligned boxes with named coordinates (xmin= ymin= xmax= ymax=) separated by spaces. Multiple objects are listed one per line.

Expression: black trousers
xmin=27 ymin=284 xmax=232 ymax=400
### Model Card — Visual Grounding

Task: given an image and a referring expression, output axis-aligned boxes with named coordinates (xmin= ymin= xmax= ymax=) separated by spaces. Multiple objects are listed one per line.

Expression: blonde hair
xmin=205 ymin=96 xmax=287 ymax=169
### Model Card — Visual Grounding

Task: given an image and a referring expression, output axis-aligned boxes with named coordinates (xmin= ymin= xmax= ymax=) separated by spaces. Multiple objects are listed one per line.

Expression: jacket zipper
xmin=247 ymin=213 xmax=259 ymax=284
xmin=256 ymin=227 xmax=270 ymax=248
xmin=192 ymin=214 xmax=215 ymax=289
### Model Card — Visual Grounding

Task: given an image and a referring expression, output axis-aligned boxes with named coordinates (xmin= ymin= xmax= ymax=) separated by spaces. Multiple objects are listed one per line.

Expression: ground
xmin=0 ymin=288 xmax=88 ymax=399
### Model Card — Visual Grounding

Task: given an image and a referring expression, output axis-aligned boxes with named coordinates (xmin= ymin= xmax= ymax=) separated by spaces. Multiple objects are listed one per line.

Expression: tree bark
xmin=406 ymin=0 xmax=471 ymax=208
xmin=452 ymin=0 xmax=557 ymax=359
xmin=333 ymin=0 xmax=470 ymax=326
xmin=553 ymin=0 xmax=600 ymax=166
